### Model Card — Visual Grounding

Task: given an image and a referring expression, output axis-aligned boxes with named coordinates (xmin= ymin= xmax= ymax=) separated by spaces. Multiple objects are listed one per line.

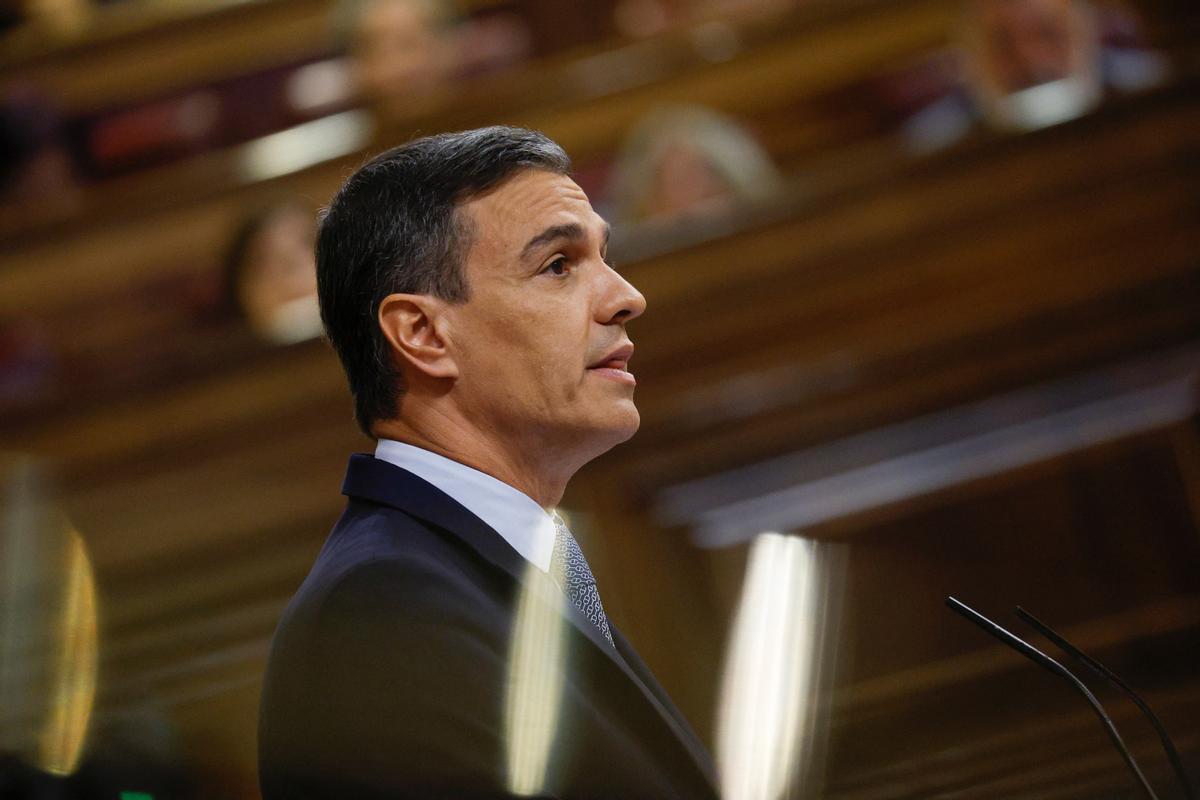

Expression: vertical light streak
xmin=39 ymin=528 xmax=98 ymax=775
xmin=504 ymin=562 xmax=569 ymax=796
xmin=0 ymin=459 xmax=98 ymax=776
xmin=717 ymin=533 xmax=845 ymax=800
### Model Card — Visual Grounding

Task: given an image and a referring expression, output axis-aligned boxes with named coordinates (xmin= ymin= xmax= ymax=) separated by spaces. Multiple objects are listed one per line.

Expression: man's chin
xmin=569 ymin=403 xmax=640 ymax=453
xmin=600 ymin=404 xmax=641 ymax=447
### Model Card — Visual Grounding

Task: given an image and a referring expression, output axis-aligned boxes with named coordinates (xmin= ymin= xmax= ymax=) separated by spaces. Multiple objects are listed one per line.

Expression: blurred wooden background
xmin=1 ymin=0 xmax=1198 ymax=796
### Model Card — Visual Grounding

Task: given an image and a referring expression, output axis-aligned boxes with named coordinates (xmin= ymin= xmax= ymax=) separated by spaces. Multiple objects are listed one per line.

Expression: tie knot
xmin=550 ymin=515 xmax=589 ymax=588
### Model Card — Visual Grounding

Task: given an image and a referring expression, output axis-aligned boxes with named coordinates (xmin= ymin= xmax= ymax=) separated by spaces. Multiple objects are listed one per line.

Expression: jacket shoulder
xmin=259 ymin=500 xmax=516 ymax=796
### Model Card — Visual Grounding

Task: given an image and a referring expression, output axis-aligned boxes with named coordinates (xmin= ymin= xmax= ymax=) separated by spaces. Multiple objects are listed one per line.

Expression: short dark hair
xmin=316 ymin=126 xmax=571 ymax=437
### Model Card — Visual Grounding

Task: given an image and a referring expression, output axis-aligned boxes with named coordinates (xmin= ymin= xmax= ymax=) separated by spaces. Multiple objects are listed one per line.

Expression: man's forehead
xmin=464 ymin=170 xmax=604 ymax=241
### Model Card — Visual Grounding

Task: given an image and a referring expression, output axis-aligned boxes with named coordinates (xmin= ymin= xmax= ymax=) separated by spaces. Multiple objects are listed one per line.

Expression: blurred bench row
xmin=0 ymin=0 xmax=957 ymax=237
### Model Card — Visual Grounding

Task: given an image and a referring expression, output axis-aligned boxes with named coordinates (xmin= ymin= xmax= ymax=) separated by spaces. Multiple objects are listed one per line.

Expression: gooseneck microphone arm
xmin=1015 ymin=606 xmax=1196 ymax=800
xmin=945 ymin=597 xmax=1159 ymax=800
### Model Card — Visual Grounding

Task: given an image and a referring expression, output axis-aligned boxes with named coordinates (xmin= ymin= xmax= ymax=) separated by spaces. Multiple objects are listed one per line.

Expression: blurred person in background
xmin=337 ymin=0 xmax=460 ymax=120
xmin=222 ymin=200 xmax=321 ymax=345
xmin=896 ymin=0 xmax=1168 ymax=152
xmin=258 ymin=126 xmax=718 ymax=799
xmin=606 ymin=104 xmax=782 ymax=226
xmin=452 ymin=6 xmax=532 ymax=79
xmin=0 ymin=86 xmax=79 ymax=218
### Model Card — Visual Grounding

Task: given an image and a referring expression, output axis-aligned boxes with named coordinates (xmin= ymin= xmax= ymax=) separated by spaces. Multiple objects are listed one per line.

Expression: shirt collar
xmin=374 ymin=439 xmax=556 ymax=573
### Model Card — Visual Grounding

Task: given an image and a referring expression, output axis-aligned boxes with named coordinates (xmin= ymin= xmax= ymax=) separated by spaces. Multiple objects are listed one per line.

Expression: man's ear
xmin=377 ymin=293 xmax=459 ymax=380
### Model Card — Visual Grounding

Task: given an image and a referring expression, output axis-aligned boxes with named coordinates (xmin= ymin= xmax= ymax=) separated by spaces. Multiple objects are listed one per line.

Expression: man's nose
xmin=598 ymin=265 xmax=647 ymax=324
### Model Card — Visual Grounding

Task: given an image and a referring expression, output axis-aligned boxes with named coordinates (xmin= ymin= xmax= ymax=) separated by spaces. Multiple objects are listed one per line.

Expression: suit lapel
xmin=609 ymin=624 xmax=719 ymax=787
xmin=341 ymin=454 xmax=718 ymax=791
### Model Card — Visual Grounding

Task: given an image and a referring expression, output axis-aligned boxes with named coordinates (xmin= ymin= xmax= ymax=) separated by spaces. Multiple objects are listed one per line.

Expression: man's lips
xmin=588 ymin=343 xmax=634 ymax=370
xmin=587 ymin=343 xmax=636 ymax=384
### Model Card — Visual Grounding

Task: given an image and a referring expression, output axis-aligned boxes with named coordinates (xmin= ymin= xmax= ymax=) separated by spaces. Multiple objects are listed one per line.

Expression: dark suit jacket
xmin=259 ymin=454 xmax=718 ymax=799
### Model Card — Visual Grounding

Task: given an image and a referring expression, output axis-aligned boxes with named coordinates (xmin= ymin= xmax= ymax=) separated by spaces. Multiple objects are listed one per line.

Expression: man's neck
xmin=372 ymin=411 xmax=573 ymax=509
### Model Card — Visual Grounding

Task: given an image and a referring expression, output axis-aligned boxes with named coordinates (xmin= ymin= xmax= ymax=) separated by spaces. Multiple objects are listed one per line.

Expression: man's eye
xmin=543 ymin=257 xmax=569 ymax=276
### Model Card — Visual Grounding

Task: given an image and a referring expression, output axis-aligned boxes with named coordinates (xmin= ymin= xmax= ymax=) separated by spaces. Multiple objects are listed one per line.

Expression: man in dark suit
xmin=258 ymin=127 xmax=719 ymax=798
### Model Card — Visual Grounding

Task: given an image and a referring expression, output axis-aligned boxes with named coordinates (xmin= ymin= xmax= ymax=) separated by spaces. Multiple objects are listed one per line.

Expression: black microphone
xmin=1014 ymin=606 xmax=1196 ymax=800
xmin=945 ymin=596 xmax=1159 ymax=800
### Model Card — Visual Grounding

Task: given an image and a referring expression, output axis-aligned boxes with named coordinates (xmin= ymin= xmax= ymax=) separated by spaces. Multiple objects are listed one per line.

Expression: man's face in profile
xmin=445 ymin=169 xmax=646 ymax=458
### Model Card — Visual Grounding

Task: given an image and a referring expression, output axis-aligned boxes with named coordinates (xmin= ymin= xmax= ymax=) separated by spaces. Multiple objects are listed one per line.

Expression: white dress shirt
xmin=374 ymin=438 xmax=556 ymax=573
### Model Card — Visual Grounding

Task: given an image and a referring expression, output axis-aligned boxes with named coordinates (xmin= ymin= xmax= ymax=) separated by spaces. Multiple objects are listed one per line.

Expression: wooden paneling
xmin=1 ymin=0 xmax=337 ymax=115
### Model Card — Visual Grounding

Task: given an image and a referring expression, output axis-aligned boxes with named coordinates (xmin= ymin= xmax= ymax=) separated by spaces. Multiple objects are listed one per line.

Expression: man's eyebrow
xmin=520 ymin=222 xmax=612 ymax=260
